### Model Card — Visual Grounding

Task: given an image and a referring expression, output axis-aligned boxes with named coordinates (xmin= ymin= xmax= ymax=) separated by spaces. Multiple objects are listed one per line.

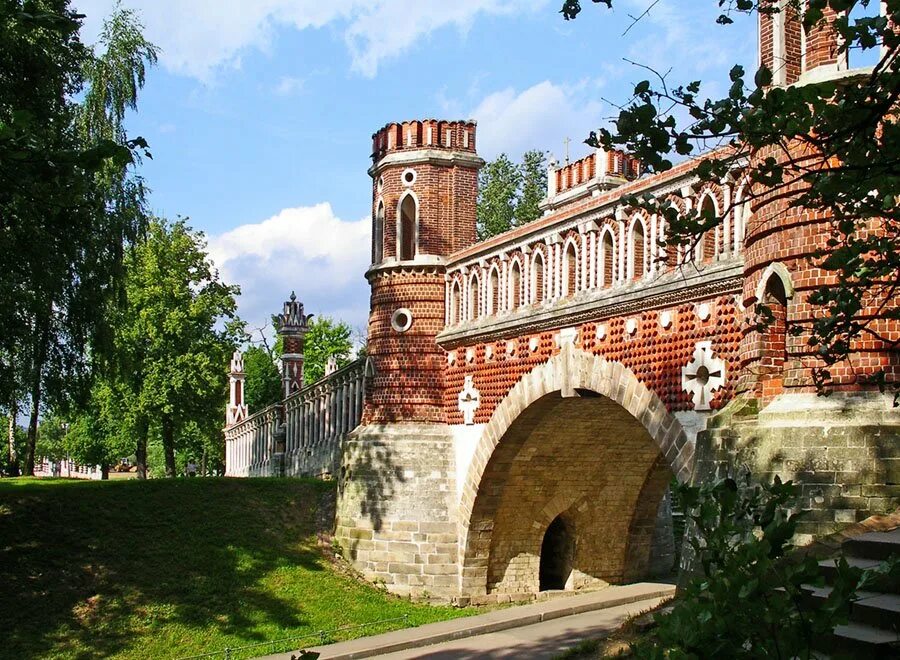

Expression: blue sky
xmin=73 ymin=0 xmax=757 ymax=337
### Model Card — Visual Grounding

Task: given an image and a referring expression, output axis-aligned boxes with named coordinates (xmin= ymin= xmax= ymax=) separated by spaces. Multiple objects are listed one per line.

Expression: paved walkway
xmin=259 ymin=582 xmax=674 ymax=660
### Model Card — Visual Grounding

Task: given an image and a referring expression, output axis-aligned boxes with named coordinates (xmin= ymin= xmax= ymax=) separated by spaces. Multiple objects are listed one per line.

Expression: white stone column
xmin=580 ymin=233 xmax=588 ymax=292
xmin=588 ymin=231 xmax=597 ymax=289
xmin=616 ymin=209 xmax=627 ymax=283
xmin=721 ymin=181 xmax=732 ymax=259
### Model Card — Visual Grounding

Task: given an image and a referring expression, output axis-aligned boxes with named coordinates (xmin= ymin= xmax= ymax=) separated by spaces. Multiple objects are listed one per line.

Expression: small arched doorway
xmin=539 ymin=514 xmax=575 ymax=591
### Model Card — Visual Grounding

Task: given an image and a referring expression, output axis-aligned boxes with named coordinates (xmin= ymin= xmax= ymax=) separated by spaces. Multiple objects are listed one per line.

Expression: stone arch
xmin=458 ymin=348 xmax=691 ymax=597
xmin=449 ymin=278 xmax=462 ymax=325
xmin=531 ymin=247 xmax=547 ymax=304
xmin=599 ymin=225 xmax=617 ymax=288
xmin=468 ymin=270 xmax=481 ymax=321
xmin=562 ymin=237 xmax=579 ymax=297
xmin=374 ymin=199 xmax=385 ymax=263
xmin=696 ymin=190 xmax=720 ymax=264
xmin=508 ymin=256 xmax=523 ymax=311
xmin=754 ymin=261 xmax=796 ymax=304
xmin=487 ymin=264 xmax=501 ymax=315
xmin=628 ymin=214 xmax=648 ymax=280
xmin=397 ymin=191 xmax=418 ymax=261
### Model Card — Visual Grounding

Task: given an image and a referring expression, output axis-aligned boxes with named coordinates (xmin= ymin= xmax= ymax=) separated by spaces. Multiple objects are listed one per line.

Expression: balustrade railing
xmin=225 ymin=357 xmax=368 ymax=478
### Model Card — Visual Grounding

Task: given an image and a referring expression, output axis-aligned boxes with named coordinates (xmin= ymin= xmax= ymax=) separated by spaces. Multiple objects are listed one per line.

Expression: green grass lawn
xmin=0 ymin=477 xmax=474 ymax=659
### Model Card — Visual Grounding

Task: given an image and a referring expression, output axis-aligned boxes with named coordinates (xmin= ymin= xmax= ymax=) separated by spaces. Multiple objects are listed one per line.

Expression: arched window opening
xmin=539 ymin=515 xmax=575 ymax=591
xmin=532 ymin=252 xmax=545 ymax=304
xmin=489 ymin=268 xmax=500 ymax=315
xmin=398 ymin=195 xmax=417 ymax=261
xmin=563 ymin=242 xmax=578 ymax=297
xmin=469 ymin=275 xmax=481 ymax=321
xmin=759 ymin=276 xmax=788 ymax=394
xmin=374 ymin=201 xmax=385 ymax=263
xmin=631 ymin=219 xmax=646 ymax=280
xmin=450 ymin=281 xmax=461 ymax=324
xmin=510 ymin=261 xmax=521 ymax=310
xmin=699 ymin=196 xmax=717 ymax=264
xmin=601 ymin=231 xmax=615 ymax=288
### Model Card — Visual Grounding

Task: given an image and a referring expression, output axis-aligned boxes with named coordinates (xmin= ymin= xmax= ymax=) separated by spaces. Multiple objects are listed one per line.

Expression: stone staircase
xmin=807 ymin=528 xmax=900 ymax=658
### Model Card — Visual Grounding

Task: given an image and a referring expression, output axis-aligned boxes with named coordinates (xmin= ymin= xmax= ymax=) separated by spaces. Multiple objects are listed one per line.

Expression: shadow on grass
xmin=0 ymin=477 xmax=333 ymax=659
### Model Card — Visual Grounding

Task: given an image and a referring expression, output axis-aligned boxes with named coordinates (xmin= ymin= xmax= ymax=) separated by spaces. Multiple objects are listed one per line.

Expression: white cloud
xmin=274 ymin=76 xmax=305 ymax=96
xmin=73 ymin=0 xmax=548 ymax=81
xmin=470 ymin=80 xmax=605 ymax=161
xmin=207 ymin=203 xmax=371 ymax=334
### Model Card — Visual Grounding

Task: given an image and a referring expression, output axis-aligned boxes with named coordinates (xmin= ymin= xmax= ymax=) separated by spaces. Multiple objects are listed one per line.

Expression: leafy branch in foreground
xmin=562 ymin=0 xmax=900 ymax=393
xmin=636 ymin=475 xmax=899 ymax=658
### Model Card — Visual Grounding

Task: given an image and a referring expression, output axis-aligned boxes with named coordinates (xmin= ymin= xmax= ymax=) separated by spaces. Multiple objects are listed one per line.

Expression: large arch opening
xmin=459 ymin=351 xmax=690 ymax=597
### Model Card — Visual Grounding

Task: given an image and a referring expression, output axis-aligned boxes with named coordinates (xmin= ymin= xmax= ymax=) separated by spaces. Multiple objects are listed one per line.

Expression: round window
xmin=401 ymin=168 xmax=417 ymax=187
xmin=391 ymin=308 xmax=413 ymax=333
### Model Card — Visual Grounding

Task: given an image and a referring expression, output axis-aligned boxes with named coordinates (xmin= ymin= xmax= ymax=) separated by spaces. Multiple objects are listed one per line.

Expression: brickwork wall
xmin=739 ymin=142 xmax=900 ymax=398
xmin=444 ymin=293 xmax=743 ymax=425
xmin=365 ymin=267 xmax=447 ymax=423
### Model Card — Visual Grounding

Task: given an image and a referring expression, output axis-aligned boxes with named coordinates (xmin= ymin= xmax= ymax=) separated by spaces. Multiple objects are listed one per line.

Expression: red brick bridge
xmin=225 ymin=9 xmax=899 ymax=601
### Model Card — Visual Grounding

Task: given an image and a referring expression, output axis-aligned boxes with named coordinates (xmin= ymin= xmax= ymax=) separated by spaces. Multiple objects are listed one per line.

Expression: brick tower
xmin=364 ymin=119 xmax=483 ymax=422
xmin=336 ymin=120 xmax=483 ymax=596
xmin=697 ymin=4 xmax=900 ymax=540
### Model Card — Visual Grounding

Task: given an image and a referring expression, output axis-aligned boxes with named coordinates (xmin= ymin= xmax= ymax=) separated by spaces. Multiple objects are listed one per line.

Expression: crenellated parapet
xmin=371 ymin=119 xmax=478 ymax=163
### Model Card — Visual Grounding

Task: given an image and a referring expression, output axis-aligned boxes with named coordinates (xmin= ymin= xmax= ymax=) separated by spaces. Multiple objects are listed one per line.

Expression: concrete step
xmin=804 ymin=585 xmax=900 ymax=630
xmin=257 ymin=582 xmax=675 ymax=660
xmin=818 ymin=557 xmax=900 ymax=595
xmin=828 ymin=622 xmax=900 ymax=658
xmin=842 ymin=529 xmax=900 ymax=562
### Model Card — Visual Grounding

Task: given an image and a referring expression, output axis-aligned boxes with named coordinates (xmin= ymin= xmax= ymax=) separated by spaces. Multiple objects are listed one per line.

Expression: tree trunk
xmin=162 ymin=415 xmax=176 ymax=477
xmin=24 ymin=386 xmax=40 ymax=477
xmin=101 ymin=463 xmax=109 ymax=480
xmin=7 ymin=405 xmax=19 ymax=477
xmin=135 ymin=416 xmax=148 ymax=479
xmin=24 ymin=307 xmax=51 ymax=477
xmin=200 ymin=447 xmax=207 ymax=477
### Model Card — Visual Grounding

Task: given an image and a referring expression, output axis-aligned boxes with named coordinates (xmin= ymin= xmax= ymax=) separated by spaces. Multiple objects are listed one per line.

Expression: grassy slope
xmin=0 ymin=478 xmax=472 ymax=659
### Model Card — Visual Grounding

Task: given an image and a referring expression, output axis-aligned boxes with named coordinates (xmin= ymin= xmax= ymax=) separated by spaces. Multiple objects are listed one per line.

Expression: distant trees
xmin=303 ymin=317 xmax=354 ymax=385
xmin=243 ymin=345 xmax=282 ymax=412
xmin=477 ymin=150 xmax=548 ymax=240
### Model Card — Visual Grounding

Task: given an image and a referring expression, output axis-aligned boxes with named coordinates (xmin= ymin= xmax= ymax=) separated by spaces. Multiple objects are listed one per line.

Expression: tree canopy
xmin=477 ymin=150 xmax=548 ymax=240
xmin=302 ymin=317 xmax=354 ymax=386
xmin=0 ymin=1 xmax=157 ymax=474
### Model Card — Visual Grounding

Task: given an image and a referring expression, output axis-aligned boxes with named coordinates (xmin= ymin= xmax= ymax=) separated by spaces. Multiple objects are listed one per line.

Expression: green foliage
xmin=303 ymin=316 xmax=353 ymax=385
xmin=82 ymin=218 xmax=243 ymax=477
xmin=562 ymin=0 xmax=900 ymax=392
xmin=0 ymin=478 xmax=474 ymax=659
xmin=635 ymin=475 xmax=899 ymax=659
xmin=243 ymin=345 xmax=282 ymax=412
xmin=0 ymin=1 xmax=157 ymax=475
xmin=477 ymin=150 xmax=547 ymax=240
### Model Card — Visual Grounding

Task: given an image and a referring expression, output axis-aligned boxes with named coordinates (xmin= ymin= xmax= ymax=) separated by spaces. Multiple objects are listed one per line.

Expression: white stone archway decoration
xmin=682 ymin=341 xmax=726 ymax=411
xmin=458 ymin=375 xmax=481 ymax=425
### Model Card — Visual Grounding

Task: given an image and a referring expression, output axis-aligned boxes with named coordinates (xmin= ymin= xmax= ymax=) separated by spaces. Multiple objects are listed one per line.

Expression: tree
xmin=303 ymin=316 xmax=353 ymax=385
xmin=0 ymin=2 xmax=156 ymax=475
xmin=518 ymin=149 xmax=548 ymax=225
xmin=560 ymin=0 xmax=900 ymax=392
xmin=477 ymin=150 xmax=548 ymax=240
xmin=95 ymin=218 xmax=243 ymax=478
xmin=243 ymin=345 xmax=282 ymax=412
xmin=477 ymin=153 xmax=521 ymax=240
